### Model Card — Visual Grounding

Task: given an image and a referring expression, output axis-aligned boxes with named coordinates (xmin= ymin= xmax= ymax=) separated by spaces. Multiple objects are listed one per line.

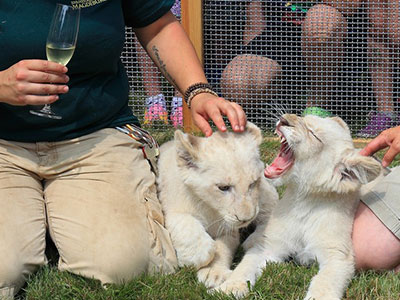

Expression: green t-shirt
xmin=0 ymin=0 xmax=174 ymax=142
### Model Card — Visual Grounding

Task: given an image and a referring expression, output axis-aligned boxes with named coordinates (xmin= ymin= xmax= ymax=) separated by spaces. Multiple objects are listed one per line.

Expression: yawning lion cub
xmin=216 ymin=114 xmax=382 ymax=300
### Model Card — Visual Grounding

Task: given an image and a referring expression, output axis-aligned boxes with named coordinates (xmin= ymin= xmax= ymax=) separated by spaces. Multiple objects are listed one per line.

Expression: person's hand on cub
xmin=190 ymin=93 xmax=247 ymax=137
xmin=0 ymin=59 xmax=69 ymax=106
xmin=360 ymin=126 xmax=400 ymax=167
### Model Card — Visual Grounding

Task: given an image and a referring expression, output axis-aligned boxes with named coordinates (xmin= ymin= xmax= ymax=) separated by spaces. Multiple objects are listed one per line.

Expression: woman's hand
xmin=190 ymin=93 xmax=247 ymax=137
xmin=0 ymin=59 xmax=69 ymax=106
xmin=360 ymin=126 xmax=400 ymax=167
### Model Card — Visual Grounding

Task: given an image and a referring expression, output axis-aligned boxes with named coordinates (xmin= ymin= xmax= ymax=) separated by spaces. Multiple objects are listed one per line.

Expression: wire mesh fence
xmin=122 ymin=27 xmax=178 ymax=131
xmin=121 ymin=0 xmax=181 ymax=131
xmin=122 ymin=0 xmax=399 ymax=137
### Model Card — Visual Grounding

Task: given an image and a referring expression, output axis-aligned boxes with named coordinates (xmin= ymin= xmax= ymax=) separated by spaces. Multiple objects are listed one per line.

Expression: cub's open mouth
xmin=264 ymin=118 xmax=295 ymax=179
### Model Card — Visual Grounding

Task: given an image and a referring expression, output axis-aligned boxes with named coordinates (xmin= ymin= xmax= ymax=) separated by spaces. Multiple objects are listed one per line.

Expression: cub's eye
xmin=218 ymin=185 xmax=231 ymax=192
xmin=308 ymin=129 xmax=322 ymax=143
xmin=249 ymin=179 xmax=260 ymax=190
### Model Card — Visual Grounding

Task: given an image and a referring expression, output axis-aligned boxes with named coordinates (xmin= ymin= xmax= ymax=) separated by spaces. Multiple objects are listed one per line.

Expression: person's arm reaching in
xmin=360 ymin=126 xmax=400 ymax=167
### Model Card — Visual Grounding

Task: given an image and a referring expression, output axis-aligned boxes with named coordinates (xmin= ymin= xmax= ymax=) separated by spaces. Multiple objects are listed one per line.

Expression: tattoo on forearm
xmin=152 ymin=45 xmax=178 ymax=89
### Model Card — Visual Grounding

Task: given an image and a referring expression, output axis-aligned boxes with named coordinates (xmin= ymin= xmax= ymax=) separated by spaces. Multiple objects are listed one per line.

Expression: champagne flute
xmin=30 ymin=3 xmax=80 ymax=119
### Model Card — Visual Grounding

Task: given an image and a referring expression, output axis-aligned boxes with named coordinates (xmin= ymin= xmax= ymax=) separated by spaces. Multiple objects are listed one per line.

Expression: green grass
xmin=17 ymin=134 xmax=400 ymax=300
xmin=21 ymin=263 xmax=400 ymax=300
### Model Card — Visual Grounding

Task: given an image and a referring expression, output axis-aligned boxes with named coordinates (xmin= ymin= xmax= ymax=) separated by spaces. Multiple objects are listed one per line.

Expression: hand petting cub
xmin=157 ymin=122 xmax=278 ymax=289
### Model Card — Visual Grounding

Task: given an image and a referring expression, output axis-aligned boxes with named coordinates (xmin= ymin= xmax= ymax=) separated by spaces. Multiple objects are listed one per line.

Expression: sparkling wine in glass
xmin=30 ymin=3 xmax=80 ymax=119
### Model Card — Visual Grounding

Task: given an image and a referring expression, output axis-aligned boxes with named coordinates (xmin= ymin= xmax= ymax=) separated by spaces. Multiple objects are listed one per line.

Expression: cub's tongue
xmin=264 ymin=143 xmax=294 ymax=179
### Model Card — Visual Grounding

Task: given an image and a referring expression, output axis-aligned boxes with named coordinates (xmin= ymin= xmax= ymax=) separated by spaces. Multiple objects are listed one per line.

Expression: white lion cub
xmin=157 ymin=122 xmax=278 ymax=288
xmin=217 ymin=114 xmax=382 ymax=300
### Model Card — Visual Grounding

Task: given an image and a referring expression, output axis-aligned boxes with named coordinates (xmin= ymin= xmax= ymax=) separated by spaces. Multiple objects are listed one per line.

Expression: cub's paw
xmin=304 ymin=279 xmax=343 ymax=300
xmin=177 ymin=236 xmax=216 ymax=268
xmin=195 ymin=238 xmax=216 ymax=269
xmin=304 ymin=290 xmax=341 ymax=300
xmin=197 ymin=266 xmax=232 ymax=288
xmin=212 ymin=279 xmax=250 ymax=298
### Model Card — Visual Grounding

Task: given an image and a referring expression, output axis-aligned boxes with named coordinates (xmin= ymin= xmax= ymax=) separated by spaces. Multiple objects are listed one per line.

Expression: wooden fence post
xmin=181 ymin=0 xmax=203 ymax=133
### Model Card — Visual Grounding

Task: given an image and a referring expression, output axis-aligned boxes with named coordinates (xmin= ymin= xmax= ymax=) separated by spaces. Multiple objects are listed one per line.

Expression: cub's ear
xmin=330 ymin=116 xmax=351 ymax=136
xmin=174 ymin=130 xmax=200 ymax=168
xmin=246 ymin=122 xmax=263 ymax=146
xmin=333 ymin=150 xmax=382 ymax=193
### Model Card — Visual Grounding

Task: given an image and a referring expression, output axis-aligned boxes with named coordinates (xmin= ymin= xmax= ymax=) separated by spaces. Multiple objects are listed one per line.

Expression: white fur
xmin=157 ymin=122 xmax=278 ymax=288
xmin=216 ymin=114 xmax=382 ymax=299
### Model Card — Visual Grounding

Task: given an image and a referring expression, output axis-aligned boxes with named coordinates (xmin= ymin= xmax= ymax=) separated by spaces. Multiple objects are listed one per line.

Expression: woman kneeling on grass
xmin=0 ymin=1 xmax=246 ymax=298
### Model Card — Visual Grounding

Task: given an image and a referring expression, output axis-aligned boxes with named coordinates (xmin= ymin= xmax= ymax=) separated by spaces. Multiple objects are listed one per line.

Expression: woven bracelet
xmin=184 ymin=83 xmax=219 ymax=108
xmin=187 ymin=88 xmax=219 ymax=108
xmin=184 ymin=83 xmax=211 ymax=102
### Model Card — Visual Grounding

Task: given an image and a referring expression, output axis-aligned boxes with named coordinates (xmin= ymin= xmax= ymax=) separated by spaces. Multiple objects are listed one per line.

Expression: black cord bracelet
xmin=184 ymin=83 xmax=219 ymax=108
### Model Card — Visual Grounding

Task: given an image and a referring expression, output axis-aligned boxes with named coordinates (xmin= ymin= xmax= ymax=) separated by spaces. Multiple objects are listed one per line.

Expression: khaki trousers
xmin=361 ymin=166 xmax=400 ymax=239
xmin=0 ymin=128 xmax=177 ymax=298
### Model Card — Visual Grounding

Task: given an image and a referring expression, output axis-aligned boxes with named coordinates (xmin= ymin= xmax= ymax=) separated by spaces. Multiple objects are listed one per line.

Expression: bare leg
xmin=243 ymin=0 xmax=264 ymax=45
xmin=197 ymin=234 xmax=239 ymax=288
xmin=352 ymin=202 xmax=400 ymax=271
xmin=367 ymin=0 xmax=394 ymax=113
xmin=220 ymin=54 xmax=281 ymax=109
xmin=388 ymin=0 xmax=400 ymax=47
xmin=388 ymin=0 xmax=400 ymax=111
xmin=321 ymin=0 xmax=362 ymax=16
xmin=301 ymin=4 xmax=348 ymax=108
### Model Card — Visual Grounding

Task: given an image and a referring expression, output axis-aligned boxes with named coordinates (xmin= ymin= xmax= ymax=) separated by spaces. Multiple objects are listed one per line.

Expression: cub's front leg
xmin=214 ymin=246 xmax=274 ymax=298
xmin=197 ymin=232 xmax=239 ymax=288
xmin=166 ymin=212 xmax=216 ymax=269
xmin=215 ymin=216 xmax=289 ymax=298
xmin=304 ymin=249 xmax=355 ymax=300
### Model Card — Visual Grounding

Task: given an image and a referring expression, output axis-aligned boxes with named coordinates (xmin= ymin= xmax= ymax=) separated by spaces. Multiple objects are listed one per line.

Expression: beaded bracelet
xmin=187 ymin=88 xmax=219 ymax=108
xmin=184 ymin=83 xmax=219 ymax=108
xmin=184 ymin=83 xmax=211 ymax=102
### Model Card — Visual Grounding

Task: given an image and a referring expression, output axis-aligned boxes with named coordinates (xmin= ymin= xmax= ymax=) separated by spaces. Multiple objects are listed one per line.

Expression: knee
xmin=352 ymin=203 xmax=400 ymax=271
xmin=302 ymin=4 xmax=347 ymax=46
xmin=354 ymin=237 xmax=400 ymax=271
xmin=96 ymin=247 xmax=150 ymax=284
xmin=353 ymin=244 xmax=395 ymax=271
xmin=71 ymin=232 xmax=151 ymax=285
xmin=0 ymin=258 xmax=28 ymax=297
xmin=221 ymin=54 xmax=281 ymax=102
xmin=221 ymin=55 xmax=255 ymax=95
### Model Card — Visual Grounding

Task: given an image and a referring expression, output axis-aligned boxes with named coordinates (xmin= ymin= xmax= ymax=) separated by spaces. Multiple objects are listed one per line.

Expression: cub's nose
xmin=235 ymin=214 xmax=256 ymax=227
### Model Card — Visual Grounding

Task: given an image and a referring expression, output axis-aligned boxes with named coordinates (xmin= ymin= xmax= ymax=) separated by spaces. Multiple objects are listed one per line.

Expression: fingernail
xmin=63 ymin=86 xmax=69 ymax=92
xmin=240 ymin=126 xmax=245 ymax=131
xmin=234 ymin=125 xmax=240 ymax=131
xmin=221 ymin=125 xmax=227 ymax=131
